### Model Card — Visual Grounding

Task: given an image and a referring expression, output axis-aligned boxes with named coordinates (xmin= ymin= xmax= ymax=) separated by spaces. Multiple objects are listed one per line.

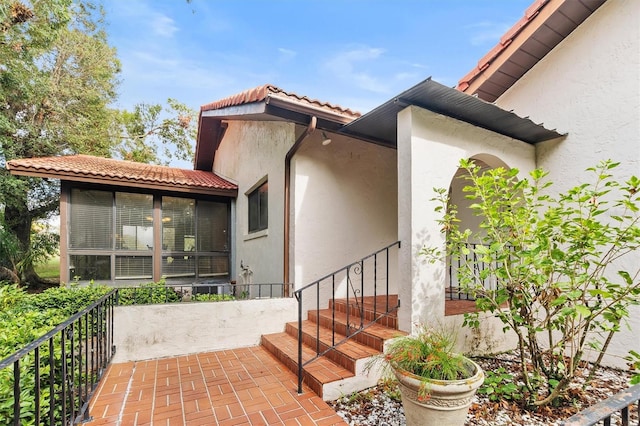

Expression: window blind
xmin=69 ymin=189 xmax=113 ymax=249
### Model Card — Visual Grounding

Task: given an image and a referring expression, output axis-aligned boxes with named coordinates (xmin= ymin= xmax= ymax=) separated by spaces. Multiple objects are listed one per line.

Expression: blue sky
xmin=104 ymin=0 xmax=532 ymax=117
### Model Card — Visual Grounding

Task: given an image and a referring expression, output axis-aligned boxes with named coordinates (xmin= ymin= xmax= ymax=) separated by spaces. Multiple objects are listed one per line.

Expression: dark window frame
xmin=248 ymin=180 xmax=268 ymax=233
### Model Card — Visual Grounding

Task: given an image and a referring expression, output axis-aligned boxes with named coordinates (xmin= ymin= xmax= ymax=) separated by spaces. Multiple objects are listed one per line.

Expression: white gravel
xmin=329 ymin=353 xmax=637 ymax=426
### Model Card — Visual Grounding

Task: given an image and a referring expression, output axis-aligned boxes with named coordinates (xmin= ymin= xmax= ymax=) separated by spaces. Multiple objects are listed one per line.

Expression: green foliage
xmin=426 ymin=159 xmax=640 ymax=407
xmin=191 ymin=293 xmax=235 ymax=302
xmin=113 ymin=98 xmax=196 ymax=165
xmin=626 ymin=350 xmax=640 ymax=385
xmin=478 ymin=366 xmax=523 ymax=402
xmin=1 ymin=0 xmax=118 ymax=284
xmin=34 ymin=255 xmax=60 ymax=279
xmin=384 ymin=325 xmax=473 ymax=382
xmin=378 ymin=376 xmax=402 ymax=402
xmin=117 ymin=280 xmax=182 ymax=305
xmin=0 ymin=283 xmax=110 ymax=357
xmin=0 ymin=282 xmax=111 ymax=424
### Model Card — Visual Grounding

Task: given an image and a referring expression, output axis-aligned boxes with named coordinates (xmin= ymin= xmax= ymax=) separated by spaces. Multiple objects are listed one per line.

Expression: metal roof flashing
xmin=339 ymin=78 xmax=564 ymax=147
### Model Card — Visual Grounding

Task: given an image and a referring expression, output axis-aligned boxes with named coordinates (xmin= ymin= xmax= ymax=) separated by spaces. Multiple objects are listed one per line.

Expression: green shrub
xmin=116 ymin=280 xmax=181 ymax=305
xmin=426 ymin=159 xmax=640 ymax=407
xmin=191 ymin=293 xmax=235 ymax=302
xmin=0 ymin=283 xmax=112 ymax=424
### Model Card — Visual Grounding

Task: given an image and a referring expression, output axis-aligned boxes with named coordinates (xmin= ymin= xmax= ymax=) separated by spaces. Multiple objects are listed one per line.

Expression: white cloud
xmin=324 ymin=46 xmax=390 ymax=94
xmin=466 ymin=21 xmax=510 ymax=46
xmin=151 ymin=14 xmax=178 ymax=38
xmin=277 ymin=47 xmax=297 ymax=63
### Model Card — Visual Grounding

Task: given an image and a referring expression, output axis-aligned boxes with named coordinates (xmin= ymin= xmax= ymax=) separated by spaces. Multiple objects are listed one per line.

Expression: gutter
xmin=283 ymin=116 xmax=317 ymax=296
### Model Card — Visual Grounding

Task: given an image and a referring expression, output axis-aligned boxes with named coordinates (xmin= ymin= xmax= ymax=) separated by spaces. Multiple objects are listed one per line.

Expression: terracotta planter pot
xmin=393 ymin=358 xmax=484 ymax=426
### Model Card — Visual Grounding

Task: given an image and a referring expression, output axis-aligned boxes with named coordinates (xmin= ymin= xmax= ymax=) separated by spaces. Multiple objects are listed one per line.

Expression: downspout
xmin=284 ymin=116 xmax=317 ymax=296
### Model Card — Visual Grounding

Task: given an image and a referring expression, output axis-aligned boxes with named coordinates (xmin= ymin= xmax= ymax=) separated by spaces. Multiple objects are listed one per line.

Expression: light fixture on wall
xmin=321 ymin=131 xmax=332 ymax=146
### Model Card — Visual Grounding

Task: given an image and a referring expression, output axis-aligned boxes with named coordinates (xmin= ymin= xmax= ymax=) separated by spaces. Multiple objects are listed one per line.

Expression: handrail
xmin=293 ymin=241 xmax=401 ymax=393
xmin=115 ymin=282 xmax=294 ymax=305
xmin=0 ymin=290 xmax=118 ymax=425
xmin=562 ymin=383 xmax=640 ymax=426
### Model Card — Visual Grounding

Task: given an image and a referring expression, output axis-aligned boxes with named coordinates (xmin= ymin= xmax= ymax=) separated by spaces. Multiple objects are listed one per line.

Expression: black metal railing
xmin=115 ymin=282 xmax=293 ymax=305
xmin=0 ymin=290 xmax=117 ymax=425
xmin=293 ymin=241 xmax=401 ymax=393
xmin=447 ymin=242 xmax=513 ymax=300
xmin=562 ymin=383 xmax=640 ymax=425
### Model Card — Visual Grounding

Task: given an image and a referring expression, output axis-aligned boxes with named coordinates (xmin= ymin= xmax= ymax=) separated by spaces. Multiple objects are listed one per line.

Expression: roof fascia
xmin=459 ymin=0 xmax=559 ymax=97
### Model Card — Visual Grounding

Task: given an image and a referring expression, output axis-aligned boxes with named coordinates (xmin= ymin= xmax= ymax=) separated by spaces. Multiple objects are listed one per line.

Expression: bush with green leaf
xmin=425 ymin=159 xmax=640 ymax=407
xmin=191 ymin=293 xmax=235 ymax=302
xmin=0 ymin=283 xmax=112 ymax=424
xmin=477 ymin=366 xmax=523 ymax=402
xmin=116 ymin=280 xmax=181 ymax=305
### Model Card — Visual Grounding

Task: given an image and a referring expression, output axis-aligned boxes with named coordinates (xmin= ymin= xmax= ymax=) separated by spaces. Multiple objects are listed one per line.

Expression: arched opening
xmin=445 ymin=155 xmax=511 ymax=313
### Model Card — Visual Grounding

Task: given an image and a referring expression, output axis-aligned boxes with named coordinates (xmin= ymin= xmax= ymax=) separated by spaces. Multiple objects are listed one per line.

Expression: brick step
xmin=284 ymin=320 xmax=380 ymax=373
xmin=307 ymin=309 xmax=405 ymax=352
xmin=329 ymin=295 xmax=399 ymax=329
xmin=260 ymin=331 xmax=355 ymax=399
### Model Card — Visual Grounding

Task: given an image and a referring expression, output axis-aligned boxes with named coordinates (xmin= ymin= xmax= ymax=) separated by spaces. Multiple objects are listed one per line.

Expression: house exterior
xmin=7 ymin=0 xmax=638 ymax=367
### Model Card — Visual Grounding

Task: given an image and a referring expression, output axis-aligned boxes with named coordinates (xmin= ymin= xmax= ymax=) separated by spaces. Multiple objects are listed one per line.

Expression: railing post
xmin=13 ymin=360 xmax=20 ymax=426
xmin=297 ymin=291 xmax=303 ymax=394
xmin=34 ymin=346 xmax=40 ymax=425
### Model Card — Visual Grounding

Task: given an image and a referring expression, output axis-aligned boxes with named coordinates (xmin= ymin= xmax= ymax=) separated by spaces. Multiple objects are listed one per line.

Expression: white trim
xmin=243 ymin=229 xmax=268 ymax=241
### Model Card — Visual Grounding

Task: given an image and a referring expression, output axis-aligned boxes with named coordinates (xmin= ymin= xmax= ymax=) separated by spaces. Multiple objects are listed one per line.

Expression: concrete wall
xmin=397 ymin=106 xmax=535 ymax=337
xmin=112 ymin=298 xmax=297 ymax=363
xmin=291 ymin=130 xmax=398 ymax=312
xmin=213 ymin=121 xmax=295 ymax=287
xmin=495 ymin=0 xmax=640 ymax=368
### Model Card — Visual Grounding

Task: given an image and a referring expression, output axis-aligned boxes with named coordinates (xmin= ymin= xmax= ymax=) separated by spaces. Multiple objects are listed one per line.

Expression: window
xmin=70 ymin=189 xmax=113 ymax=249
xmin=68 ymin=188 xmax=230 ymax=284
xmin=248 ymin=181 xmax=268 ymax=233
xmin=161 ymin=197 xmax=230 ymax=279
xmin=116 ymin=193 xmax=153 ymax=250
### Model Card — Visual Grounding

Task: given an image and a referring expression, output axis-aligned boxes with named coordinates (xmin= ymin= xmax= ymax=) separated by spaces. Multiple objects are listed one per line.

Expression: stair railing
xmin=293 ymin=241 xmax=401 ymax=393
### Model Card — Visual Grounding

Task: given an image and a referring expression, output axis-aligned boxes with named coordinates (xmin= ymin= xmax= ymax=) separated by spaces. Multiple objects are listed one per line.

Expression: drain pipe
xmin=284 ymin=116 xmax=317 ymax=296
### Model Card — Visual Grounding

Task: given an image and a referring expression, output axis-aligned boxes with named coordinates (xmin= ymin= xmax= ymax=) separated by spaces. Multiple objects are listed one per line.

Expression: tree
xmin=426 ymin=159 xmax=640 ymax=407
xmin=114 ymin=99 xmax=195 ymax=165
xmin=0 ymin=1 xmax=196 ymax=286
xmin=1 ymin=0 xmax=118 ymax=286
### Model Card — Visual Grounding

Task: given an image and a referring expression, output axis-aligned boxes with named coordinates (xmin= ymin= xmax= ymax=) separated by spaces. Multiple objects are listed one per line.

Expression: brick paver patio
xmin=86 ymin=346 xmax=346 ymax=425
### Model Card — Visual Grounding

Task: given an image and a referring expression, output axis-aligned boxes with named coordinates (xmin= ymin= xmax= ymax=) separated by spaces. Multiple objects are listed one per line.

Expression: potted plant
xmin=384 ymin=325 xmax=484 ymax=426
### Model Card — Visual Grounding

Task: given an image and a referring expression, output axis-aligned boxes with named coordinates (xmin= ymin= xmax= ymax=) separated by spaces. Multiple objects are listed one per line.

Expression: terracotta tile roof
xmin=457 ymin=0 xmax=549 ymax=95
xmin=200 ymin=84 xmax=361 ymax=119
xmin=7 ymin=155 xmax=237 ymax=196
xmin=457 ymin=0 xmax=605 ymax=101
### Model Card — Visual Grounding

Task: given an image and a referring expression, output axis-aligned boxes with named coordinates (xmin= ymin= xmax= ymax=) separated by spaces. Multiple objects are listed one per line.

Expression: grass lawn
xmin=35 ymin=255 xmax=60 ymax=280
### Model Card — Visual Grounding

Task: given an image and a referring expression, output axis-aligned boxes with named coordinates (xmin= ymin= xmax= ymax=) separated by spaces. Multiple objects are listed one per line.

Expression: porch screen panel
xmin=162 ymin=255 xmax=195 ymax=278
xmin=198 ymin=255 xmax=229 ymax=277
xmin=197 ymin=201 xmax=229 ymax=252
xmin=116 ymin=192 xmax=153 ymax=250
xmin=162 ymin=197 xmax=195 ymax=252
xmin=69 ymin=255 xmax=110 ymax=281
xmin=70 ymin=189 xmax=113 ymax=249
xmin=115 ymin=256 xmax=153 ymax=279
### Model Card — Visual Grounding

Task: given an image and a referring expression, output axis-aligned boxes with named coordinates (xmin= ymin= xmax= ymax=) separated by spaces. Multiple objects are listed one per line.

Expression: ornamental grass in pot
xmin=384 ymin=325 xmax=484 ymax=426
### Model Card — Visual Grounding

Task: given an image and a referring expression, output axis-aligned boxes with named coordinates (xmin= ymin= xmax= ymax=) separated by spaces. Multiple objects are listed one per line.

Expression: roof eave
xmin=7 ymin=166 xmax=238 ymax=198
xmin=195 ymin=95 xmax=359 ymax=170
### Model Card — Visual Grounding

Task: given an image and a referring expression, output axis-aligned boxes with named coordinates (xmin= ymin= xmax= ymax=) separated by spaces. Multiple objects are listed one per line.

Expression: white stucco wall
xmin=213 ymin=121 xmax=295 ymax=287
xmin=291 ymin=131 xmax=398 ymax=312
xmin=112 ymin=298 xmax=297 ymax=362
xmin=494 ymin=0 xmax=640 ymax=368
xmin=397 ymin=106 xmax=536 ymax=335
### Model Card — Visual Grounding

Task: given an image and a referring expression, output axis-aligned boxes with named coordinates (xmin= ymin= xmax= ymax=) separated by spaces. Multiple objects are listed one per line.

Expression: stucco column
xmin=397 ymin=107 xmax=468 ymax=333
